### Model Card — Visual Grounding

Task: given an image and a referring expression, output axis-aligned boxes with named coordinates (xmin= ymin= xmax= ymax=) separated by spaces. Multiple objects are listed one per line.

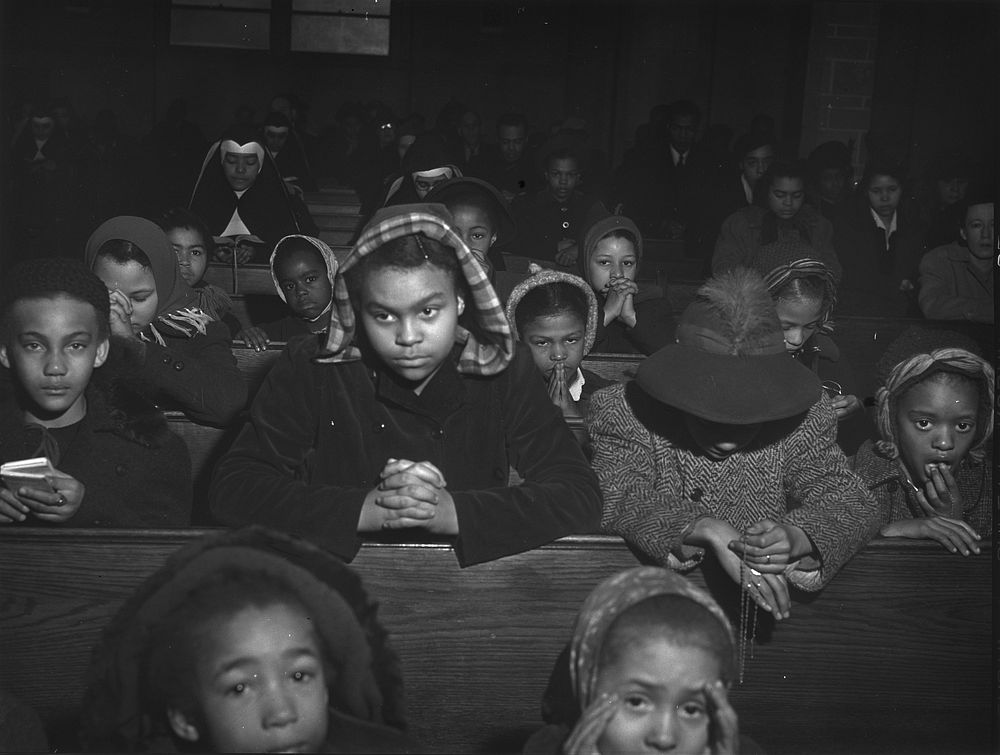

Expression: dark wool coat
xmin=591 ymin=285 xmax=677 ymax=356
xmin=509 ymin=189 xmax=604 ymax=263
xmin=587 ymin=382 xmax=880 ymax=591
xmin=850 ymin=439 xmax=992 ymax=534
xmin=833 ymin=202 xmax=926 ymax=317
xmin=210 ymin=338 xmax=602 ymax=566
xmin=118 ymin=322 xmax=247 ymax=426
xmin=0 ymin=371 xmax=192 ymax=528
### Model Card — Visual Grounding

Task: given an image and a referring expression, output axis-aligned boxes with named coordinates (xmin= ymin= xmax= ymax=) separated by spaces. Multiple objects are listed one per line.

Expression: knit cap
xmin=504 ymin=263 xmax=599 ymax=355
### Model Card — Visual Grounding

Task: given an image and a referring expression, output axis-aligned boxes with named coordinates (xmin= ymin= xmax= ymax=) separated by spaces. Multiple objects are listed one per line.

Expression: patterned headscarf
xmin=85 ymin=216 xmax=212 ymax=347
xmin=504 ymin=263 xmax=599 ymax=355
xmin=317 ymin=203 xmax=514 ymax=375
xmin=569 ymin=567 xmax=733 ymax=710
xmin=755 ymin=239 xmax=838 ymax=336
xmin=875 ymin=347 xmax=994 ymax=464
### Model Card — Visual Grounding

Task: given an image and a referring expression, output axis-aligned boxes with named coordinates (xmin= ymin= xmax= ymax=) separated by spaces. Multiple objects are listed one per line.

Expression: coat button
xmin=432 ymin=427 xmax=445 ymax=439
xmin=115 ymin=464 xmax=127 ymax=476
xmin=173 ymin=361 xmax=185 ymax=371
xmin=373 ymin=422 xmax=386 ymax=433
xmin=161 ymin=355 xmax=172 ymax=365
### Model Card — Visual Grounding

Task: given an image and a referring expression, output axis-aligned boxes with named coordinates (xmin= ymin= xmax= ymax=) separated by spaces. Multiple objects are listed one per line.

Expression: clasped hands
xmin=358 ymin=458 xmax=458 ymax=535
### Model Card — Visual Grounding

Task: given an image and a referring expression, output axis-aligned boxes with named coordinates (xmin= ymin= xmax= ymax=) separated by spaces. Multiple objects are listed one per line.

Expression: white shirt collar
xmin=568 ymin=368 xmax=585 ymax=402
xmin=670 ymin=145 xmax=688 ymax=167
xmin=869 ymin=207 xmax=898 ymax=248
xmin=740 ymin=174 xmax=753 ymax=204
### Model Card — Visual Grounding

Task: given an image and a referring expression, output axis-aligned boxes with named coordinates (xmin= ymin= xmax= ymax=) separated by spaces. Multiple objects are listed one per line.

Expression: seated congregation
xmin=0 ymin=98 xmax=994 ymax=754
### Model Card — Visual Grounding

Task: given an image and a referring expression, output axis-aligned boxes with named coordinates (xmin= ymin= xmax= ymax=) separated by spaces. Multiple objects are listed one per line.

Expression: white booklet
xmin=1 ymin=457 xmax=56 ymax=494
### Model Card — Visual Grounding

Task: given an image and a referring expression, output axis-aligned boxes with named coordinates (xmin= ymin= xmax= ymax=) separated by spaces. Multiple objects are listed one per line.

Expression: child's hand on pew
xmin=0 ymin=470 xmax=84 ymax=524
xmin=881 ymin=516 xmax=980 ymax=556
xmin=555 ymin=239 xmax=579 ymax=267
xmin=236 ymin=326 xmax=271 ymax=352
xmin=358 ymin=459 xmax=459 ymax=535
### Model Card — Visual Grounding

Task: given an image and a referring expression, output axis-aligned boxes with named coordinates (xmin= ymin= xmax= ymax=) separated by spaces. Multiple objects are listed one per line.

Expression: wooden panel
xmin=0 ymin=530 xmax=990 ymax=754
xmin=202 ymin=263 xmax=276 ymax=295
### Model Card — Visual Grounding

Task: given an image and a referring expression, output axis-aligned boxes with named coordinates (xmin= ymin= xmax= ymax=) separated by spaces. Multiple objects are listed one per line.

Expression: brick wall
xmin=800 ymin=2 xmax=880 ymax=177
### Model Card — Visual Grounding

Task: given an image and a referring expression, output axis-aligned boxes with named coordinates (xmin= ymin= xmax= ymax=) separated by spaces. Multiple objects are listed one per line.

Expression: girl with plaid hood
xmin=210 ymin=203 xmax=601 ymax=566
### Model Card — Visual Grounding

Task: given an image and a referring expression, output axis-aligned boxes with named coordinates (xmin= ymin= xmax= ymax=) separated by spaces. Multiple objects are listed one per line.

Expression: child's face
xmin=818 ymin=167 xmax=848 ymax=203
xmin=358 ymin=264 xmax=464 ymax=389
xmin=739 ymin=146 xmax=773 ymax=185
xmin=498 ymin=124 xmax=526 ymax=164
xmin=167 ymin=227 xmax=208 ymax=286
xmin=545 ymin=157 xmax=581 ymax=203
xmin=766 ymin=177 xmax=805 ymax=220
xmin=92 ymin=258 xmax=159 ymax=332
xmin=936 ymin=177 xmax=968 ymax=206
xmin=595 ymin=637 xmax=719 ymax=755
xmin=960 ymin=202 xmax=994 ymax=261
xmin=449 ymin=202 xmax=497 ymax=275
xmin=522 ymin=312 xmax=586 ymax=380
xmin=775 ymin=295 xmax=823 ymax=353
xmin=867 ymin=174 xmax=901 ymax=219
xmin=894 ymin=377 xmax=978 ymax=486
xmin=587 ymin=237 xmax=638 ymax=294
xmin=0 ymin=295 xmax=109 ymax=425
xmin=683 ymin=415 xmax=761 ymax=461
xmin=276 ymin=248 xmax=333 ymax=320
xmin=183 ymin=604 xmax=329 ymax=754
xmin=264 ymin=127 xmax=289 ymax=155
xmin=223 ymin=151 xmax=261 ymax=192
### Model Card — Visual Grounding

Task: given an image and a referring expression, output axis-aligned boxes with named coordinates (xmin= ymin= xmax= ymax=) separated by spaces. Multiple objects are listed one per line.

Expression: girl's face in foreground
xmin=894 ymin=377 xmax=978 ymax=485
xmin=522 ymin=311 xmax=585 ymax=380
xmin=180 ymin=603 xmax=329 ymax=753
xmin=587 ymin=237 xmax=638 ymax=295
xmin=167 ymin=227 xmax=208 ymax=287
xmin=775 ymin=295 xmax=823 ymax=353
xmin=92 ymin=258 xmax=159 ymax=332
xmin=595 ymin=636 xmax=719 ymax=755
xmin=358 ymin=263 xmax=464 ymax=390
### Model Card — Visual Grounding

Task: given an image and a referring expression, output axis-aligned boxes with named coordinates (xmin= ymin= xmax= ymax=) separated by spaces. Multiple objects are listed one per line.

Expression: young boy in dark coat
xmin=0 ymin=258 xmax=191 ymax=527
xmin=210 ymin=203 xmax=601 ymax=566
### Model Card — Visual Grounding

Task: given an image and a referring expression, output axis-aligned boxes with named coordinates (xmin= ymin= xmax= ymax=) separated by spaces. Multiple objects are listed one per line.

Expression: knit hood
xmin=579 ymin=212 xmax=644 ymax=278
xmin=317 ymin=203 xmax=514 ymax=375
xmin=504 ymin=263 xmax=599 ymax=355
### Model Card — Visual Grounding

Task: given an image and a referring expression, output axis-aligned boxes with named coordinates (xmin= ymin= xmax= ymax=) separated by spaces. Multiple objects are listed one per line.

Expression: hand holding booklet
xmin=1 ymin=457 xmax=56 ymax=494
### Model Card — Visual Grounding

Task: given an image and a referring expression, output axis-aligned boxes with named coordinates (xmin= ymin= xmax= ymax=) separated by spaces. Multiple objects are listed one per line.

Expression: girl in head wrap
xmin=188 ymin=125 xmax=318 ymax=263
xmin=850 ymin=328 xmax=993 ymax=556
xmin=579 ymin=210 xmax=676 ymax=354
xmin=235 ymin=234 xmax=338 ymax=351
xmin=210 ymin=203 xmax=601 ymax=567
xmin=86 ymin=215 xmax=247 ymax=425
xmin=80 ymin=526 xmax=415 ymax=753
xmin=524 ymin=566 xmax=747 ymax=755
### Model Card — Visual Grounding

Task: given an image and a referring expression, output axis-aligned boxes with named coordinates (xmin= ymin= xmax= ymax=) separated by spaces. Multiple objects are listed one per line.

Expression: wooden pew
xmin=0 ymin=529 xmax=989 ymax=754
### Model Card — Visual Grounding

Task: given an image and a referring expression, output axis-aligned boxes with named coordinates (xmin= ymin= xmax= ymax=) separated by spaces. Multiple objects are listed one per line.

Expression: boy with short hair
xmin=510 ymin=139 xmax=604 ymax=266
xmin=491 ymin=112 xmax=534 ymax=199
xmin=918 ymin=191 xmax=994 ymax=324
xmin=0 ymin=258 xmax=191 ymax=527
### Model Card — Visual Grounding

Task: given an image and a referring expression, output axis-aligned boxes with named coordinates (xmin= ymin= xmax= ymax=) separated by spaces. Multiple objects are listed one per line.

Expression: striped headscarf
xmin=569 ymin=567 xmax=733 ymax=711
xmin=317 ymin=203 xmax=513 ymax=375
xmin=875 ymin=347 xmax=994 ymax=464
xmin=756 ymin=240 xmax=838 ymax=336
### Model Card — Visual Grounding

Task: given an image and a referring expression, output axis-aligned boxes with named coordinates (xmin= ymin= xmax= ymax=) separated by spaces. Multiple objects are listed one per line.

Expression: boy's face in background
xmin=167 ymin=227 xmax=208 ymax=287
xmin=498 ymin=124 xmax=526 ymax=164
xmin=358 ymin=264 xmax=465 ymax=390
xmin=0 ymin=295 xmax=109 ymax=426
xmin=936 ymin=177 xmax=968 ymax=207
xmin=740 ymin=146 xmax=773 ymax=186
xmin=866 ymin=175 xmax=901 ymax=219
xmin=459 ymin=112 xmax=481 ymax=148
xmin=667 ymin=115 xmax=697 ymax=153
xmin=264 ymin=127 xmax=289 ymax=155
xmin=177 ymin=603 xmax=329 ymax=754
xmin=818 ymin=167 xmax=848 ymax=203
xmin=960 ymin=202 xmax=994 ymax=260
xmin=545 ymin=157 xmax=581 ymax=203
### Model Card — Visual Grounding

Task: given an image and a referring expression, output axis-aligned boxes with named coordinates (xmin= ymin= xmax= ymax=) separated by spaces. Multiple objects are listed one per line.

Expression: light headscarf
xmin=504 ymin=263 xmax=599 ymax=355
xmin=269 ymin=234 xmax=339 ymax=325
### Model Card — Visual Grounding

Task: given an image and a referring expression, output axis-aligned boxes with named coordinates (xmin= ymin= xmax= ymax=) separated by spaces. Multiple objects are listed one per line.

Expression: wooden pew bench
xmin=0 ymin=530 xmax=989 ymax=754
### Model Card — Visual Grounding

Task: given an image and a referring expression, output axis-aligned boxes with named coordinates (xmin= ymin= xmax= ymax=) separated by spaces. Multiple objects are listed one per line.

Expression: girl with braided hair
xmin=850 ymin=328 xmax=993 ymax=555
